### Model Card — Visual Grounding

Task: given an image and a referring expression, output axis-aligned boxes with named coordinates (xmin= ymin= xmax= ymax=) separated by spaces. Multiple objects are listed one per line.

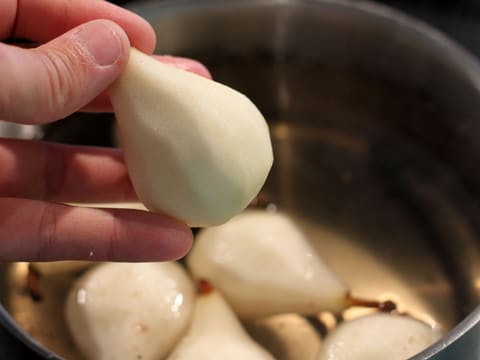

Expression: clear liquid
xmin=2 ymin=123 xmax=479 ymax=359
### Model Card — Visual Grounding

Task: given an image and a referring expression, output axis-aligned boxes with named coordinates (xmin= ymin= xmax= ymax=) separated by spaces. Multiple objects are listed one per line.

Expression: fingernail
xmin=75 ymin=21 xmax=123 ymax=66
xmin=155 ymin=55 xmax=212 ymax=79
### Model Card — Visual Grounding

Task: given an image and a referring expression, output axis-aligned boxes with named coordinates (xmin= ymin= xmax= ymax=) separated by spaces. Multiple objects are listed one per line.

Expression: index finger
xmin=4 ymin=0 xmax=156 ymax=53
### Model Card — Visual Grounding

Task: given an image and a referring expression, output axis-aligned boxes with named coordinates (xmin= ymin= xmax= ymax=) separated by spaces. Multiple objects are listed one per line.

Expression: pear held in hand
xmin=187 ymin=210 xmax=349 ymax=318
xmin=167 ymin=283 xmax=275 ymax=360
xmin=110 ymin=49 xmax=273 ymax=227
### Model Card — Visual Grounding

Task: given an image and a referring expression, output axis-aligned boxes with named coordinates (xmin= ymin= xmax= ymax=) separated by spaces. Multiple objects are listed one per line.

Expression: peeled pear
xmin=109 ymin=48 xmax=273 ymax=227
xmin=187 ymin=210 xmax=348 ymax=318
xmin=317 ymin=313 xmax=442 ymax=360
xmin=166 ymin=287 xmax=275 ymax=360
xmin=65 ymin=262 xmax=194 ymax=360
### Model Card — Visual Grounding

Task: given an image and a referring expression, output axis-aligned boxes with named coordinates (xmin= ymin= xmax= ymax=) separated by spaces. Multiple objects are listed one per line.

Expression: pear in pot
xmin=166 ymin=282 xmax=275 ymax=360
xmin=187 ymin=210 xmax=349 ymax=319
xmin=65 ymin=262 xmax=194 ymax=360
xmin=317 ymin=313 xmax=442 ymax=360
xmin=109 ymin=48 xmax=273 ymax=227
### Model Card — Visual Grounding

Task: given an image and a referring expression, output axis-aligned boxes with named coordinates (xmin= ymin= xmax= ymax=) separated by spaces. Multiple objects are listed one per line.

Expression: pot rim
xmin=129 ymin=0 xmax=480 ymax=95
xmin=0 ymin=302 xmax=58 ymax=359
xmin=2 ymin=0 xmax=480 ymax=358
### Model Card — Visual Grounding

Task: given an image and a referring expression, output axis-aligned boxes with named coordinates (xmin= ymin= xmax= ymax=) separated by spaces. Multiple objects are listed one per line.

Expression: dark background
xmin=1 ymin=0 xmax=480 ymax=359
xmin=111 ymin=0 xmax=480 ymax=58
xmin=376 ymin=0 xmax=480 ymax=57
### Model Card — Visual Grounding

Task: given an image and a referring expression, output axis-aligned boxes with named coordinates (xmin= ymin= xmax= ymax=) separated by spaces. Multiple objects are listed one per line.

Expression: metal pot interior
xmin=2 ymin=0 xmax=480 ymax=359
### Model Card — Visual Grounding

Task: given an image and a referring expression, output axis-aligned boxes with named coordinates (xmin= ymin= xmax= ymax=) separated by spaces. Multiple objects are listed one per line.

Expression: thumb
xmin=0 ymin=20 xmax=130 ymax=124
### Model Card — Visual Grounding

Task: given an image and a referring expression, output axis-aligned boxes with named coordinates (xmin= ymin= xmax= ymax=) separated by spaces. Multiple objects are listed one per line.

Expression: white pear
xmin=317 ymin=313 xmax=442 ymax=360
xmin=166 ymin=287 xmax=275 ymax=360
xmin=109 ymin=48 xmax=273 ymax=227
xmin=65 ymin=262 xmax=194 ymax=360
xmin=187 ymin=210 xmax=348 ymax=318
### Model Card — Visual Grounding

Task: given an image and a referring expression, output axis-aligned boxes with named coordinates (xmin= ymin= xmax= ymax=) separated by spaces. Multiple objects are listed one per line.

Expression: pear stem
xmin=346 ymin=295 xmax=397 ymax=312
xmin=197 ymin=279 xmax=214 ymax=295
xmin=248 ymin=192 xmax=275 ymax=210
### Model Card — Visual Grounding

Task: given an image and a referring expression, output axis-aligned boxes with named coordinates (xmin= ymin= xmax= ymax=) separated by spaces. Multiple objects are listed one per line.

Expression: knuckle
xmin=36 ymin=203 xmax=58 ymax=261
xmin=107 ymin=210 xmax=120 ymax=260
xmin=39 ymin=49 xmax=74 ymax=111
xmin=37 ymin=43 xmax=86 ymax=114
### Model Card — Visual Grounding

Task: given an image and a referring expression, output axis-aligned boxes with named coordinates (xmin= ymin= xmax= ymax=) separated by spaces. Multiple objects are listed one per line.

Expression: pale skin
xmin=0 ymin=0 xmax=212 ymax=262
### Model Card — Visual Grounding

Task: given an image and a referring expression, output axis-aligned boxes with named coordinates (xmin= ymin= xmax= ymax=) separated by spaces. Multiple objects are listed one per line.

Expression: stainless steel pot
xmin=2 ymin=0 xmax=480 ymax=358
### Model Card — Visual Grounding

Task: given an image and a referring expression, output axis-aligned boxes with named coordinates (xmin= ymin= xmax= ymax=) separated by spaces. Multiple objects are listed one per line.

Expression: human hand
xmin=0 ymin=0 xmax=211 ymax=262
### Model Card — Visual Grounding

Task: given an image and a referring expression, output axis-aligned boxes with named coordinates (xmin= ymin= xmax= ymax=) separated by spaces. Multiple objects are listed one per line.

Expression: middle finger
xmin=0 ymin=138 xmax=137 ymax=203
